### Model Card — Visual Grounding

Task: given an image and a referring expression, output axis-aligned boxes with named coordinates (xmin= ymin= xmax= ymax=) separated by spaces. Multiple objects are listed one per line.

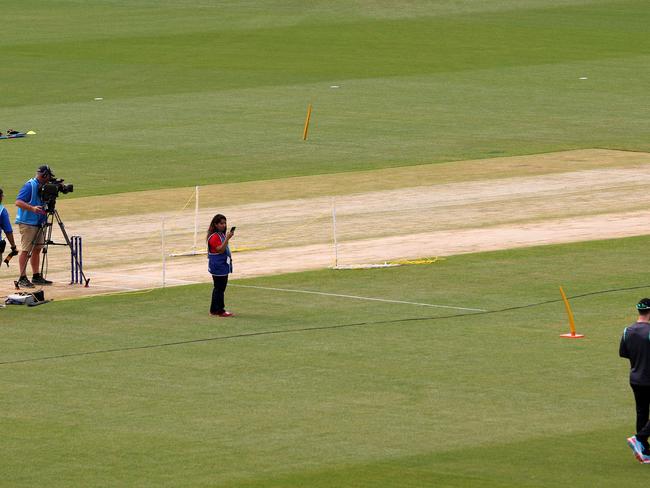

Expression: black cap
xmin=637 ymin=298 xmax=650 ymax=312
xmin=37 ymin=164 xmax=54 ymax=177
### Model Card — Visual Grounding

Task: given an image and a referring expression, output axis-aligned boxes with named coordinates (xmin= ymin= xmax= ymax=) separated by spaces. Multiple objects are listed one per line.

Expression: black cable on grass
xmin=2 ymin=283 xmax=650 ymax=366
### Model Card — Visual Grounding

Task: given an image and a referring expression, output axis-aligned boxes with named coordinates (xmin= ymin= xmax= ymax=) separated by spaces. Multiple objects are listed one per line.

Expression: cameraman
xmin=0 ymin=188 xmax=18 ymax=263
xmin=14 ymin=165 xmax=52 ymax=287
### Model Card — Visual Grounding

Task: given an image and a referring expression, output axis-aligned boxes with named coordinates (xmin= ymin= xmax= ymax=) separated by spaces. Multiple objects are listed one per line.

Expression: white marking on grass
xmin=231 ymin=284 xmax=486 ymax=312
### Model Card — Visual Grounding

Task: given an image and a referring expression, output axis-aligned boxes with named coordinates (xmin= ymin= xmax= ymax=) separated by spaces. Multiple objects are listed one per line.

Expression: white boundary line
xmin=49 ymin=274 xmax=485 ymax=311
xmin=231 ymin=284 xmax=487 ymax=312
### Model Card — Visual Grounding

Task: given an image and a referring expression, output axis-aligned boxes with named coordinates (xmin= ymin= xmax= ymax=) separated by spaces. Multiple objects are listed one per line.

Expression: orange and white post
xmin=559 ymin=285 xmax=584 ymax=338
xmin=302 ymin=104 xmax=312 ymax=141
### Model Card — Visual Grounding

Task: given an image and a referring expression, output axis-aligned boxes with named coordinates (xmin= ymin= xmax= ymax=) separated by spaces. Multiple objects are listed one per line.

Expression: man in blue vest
xmin=14 ymin=165 xmax=52 ymax=288
xmin=0 ymin=188 xmax=18 ymax=264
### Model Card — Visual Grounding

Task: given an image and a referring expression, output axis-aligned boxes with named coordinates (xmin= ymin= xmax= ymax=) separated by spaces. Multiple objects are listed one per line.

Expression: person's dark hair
xmin=637 ymin=298 xmax=650 ymax=313
xmin=207 ymin=214 xmax=227 ymax=240
xmin=0 ymin=187 xmax=3 ymax=196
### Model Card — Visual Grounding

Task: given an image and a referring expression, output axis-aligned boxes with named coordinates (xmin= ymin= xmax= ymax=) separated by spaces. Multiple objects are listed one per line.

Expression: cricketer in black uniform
xmin=620 ymin=298 xmax=650 ymax=463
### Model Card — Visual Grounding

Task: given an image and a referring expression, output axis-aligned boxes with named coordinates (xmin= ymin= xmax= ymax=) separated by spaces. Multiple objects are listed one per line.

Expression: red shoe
xmin=211 ymin=311 xmax=234 ymax=317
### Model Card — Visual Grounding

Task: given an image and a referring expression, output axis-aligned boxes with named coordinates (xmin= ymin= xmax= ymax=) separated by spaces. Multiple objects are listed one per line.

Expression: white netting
xmin=165 ymin=186 xmax=446 ymax=269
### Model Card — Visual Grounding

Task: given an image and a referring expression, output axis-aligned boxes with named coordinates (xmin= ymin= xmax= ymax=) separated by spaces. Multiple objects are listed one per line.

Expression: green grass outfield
xmin=3 ymin=235 xmax=650 ymax=487
xmin=2 ymin=0 xmax=650 ymax=197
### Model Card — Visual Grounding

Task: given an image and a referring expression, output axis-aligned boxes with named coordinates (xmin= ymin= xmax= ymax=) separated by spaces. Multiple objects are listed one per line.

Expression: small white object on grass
xmin=330 ymin=85 xmax=340 ymax=88
xmin=579 ymin=77 xmax=588 ymax=80
xmin=94 ymin=97 xmax=104 ymax=100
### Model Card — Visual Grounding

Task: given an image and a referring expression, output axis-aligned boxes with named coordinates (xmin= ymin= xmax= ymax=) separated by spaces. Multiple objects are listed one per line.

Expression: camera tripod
xmin=15 ymin=209 xmax=90 ymax=289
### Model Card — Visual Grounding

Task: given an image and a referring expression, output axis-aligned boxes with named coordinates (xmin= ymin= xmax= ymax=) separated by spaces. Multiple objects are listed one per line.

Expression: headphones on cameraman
xmin=37 ymin=164 xmax=54 ymax=178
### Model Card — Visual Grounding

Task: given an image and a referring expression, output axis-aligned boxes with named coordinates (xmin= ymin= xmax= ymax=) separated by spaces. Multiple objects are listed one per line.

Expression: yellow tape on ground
xmin=388 ymin=257 xmax=444 ymax=265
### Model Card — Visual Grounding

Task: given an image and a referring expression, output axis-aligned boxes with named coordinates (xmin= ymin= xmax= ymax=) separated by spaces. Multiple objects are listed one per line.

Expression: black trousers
xmin=211 ymin=275 xmax=229 ymax=314
xmin=631 ymin=384 xmax=650 ymax=443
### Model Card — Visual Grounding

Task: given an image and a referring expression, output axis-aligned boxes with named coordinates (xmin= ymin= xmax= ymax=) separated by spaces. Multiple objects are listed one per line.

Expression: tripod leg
xmin=39 ymin=217 xmax=54 ymax=280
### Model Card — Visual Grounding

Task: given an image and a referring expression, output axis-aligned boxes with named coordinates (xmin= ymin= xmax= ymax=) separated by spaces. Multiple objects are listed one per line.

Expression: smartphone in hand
xmin=230 ymin=226 xmax=236 ymax=234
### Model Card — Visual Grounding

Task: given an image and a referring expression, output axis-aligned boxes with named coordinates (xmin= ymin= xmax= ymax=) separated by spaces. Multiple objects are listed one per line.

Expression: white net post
xmin=193 ymin=185 xmax=199 ymax=253
xmin=161 ymin=217 xmax=166 ymax=288
xmin=168 ymin=185 xmax=203 ymax=257
xmin=332 ymin=198 xmax=338 ymax=268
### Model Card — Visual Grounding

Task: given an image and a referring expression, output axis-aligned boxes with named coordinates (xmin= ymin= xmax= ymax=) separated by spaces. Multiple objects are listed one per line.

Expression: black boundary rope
xmin=2 ymin=283 xmax=650 ymax=366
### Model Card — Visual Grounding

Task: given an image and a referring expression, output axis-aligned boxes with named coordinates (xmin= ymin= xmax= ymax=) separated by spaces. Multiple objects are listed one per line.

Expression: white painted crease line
xmin=231 ymin=284 xmax=487 ymax=312
xmin=89 ymin=272 xmax=201 ymax=285
xmin=161 ymin=278 xmax=203 ymax=284
xmin=85 ymin=284 xmax=142 ymax=292
xmin=52 ymin=281 xmax=141 ymax=292
xmin=89 ymin=271 xmax=160 ymax=280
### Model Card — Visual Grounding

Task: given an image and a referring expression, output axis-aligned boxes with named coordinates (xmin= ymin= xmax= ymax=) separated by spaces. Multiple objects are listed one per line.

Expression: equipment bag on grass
xmin=5 ymin=290 xmax=46 ymax=306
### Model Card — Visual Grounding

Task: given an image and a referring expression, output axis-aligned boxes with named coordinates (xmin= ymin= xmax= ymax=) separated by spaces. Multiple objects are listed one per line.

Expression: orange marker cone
xmin=559 ymin=285 xmax=584 ymax=338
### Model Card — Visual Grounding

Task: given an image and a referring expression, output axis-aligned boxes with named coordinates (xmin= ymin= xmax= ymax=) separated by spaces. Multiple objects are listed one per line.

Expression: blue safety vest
xmin=208 ymin=232 xmax=232 ymax=275
xmin=15 ymin=178 xmax=44 ymax=226
xmin=0 ymin=204 xmax=5 ymax=239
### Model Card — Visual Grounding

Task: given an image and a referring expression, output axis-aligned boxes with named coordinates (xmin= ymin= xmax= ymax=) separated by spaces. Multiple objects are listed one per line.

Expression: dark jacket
xmin=620 ymin=321 xmax=650 ymax=385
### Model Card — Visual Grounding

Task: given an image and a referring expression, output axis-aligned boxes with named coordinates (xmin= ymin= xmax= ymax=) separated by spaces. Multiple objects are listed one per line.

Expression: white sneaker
xmin=627 ymin=436 xmax=648 ymax=463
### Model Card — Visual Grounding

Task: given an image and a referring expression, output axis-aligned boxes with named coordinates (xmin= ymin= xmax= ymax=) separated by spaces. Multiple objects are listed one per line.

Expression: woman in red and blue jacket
xmin=207 ymin=214 xmax=234 ymax=317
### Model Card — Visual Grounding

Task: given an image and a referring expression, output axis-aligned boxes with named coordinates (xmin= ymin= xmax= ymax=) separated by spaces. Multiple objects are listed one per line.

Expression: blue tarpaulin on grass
xmin=0 ymin=132 xmax=26 ymax=140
